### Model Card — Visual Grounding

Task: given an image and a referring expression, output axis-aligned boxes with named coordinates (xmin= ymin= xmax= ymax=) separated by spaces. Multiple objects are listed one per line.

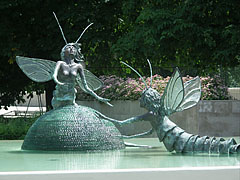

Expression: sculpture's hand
xmin=53 ymin=73 xmax=65 ymax=85
xmin=55 ymin=79 xmax=65 ymax=86
xmin=77 ymin=67 xmax=112 ymax=106
xmin=97 ymin=96 xmax=113 ymax=107
xmin=53 ymin=61 xmax=65 ymax=85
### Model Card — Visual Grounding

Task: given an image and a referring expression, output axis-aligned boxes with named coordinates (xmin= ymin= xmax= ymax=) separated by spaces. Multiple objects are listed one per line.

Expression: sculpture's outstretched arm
xmin=97 ymin=111 xmax=154 ymax=126
xmin=95 ymin=111 xmax=154 ymax=139
xmin=53 ymin=61 xmax=64 ymax=85
xmin=78 ymin=67 xmax=112 ymax=106
xmin=117 ymin=112 xmax=154 ymax=126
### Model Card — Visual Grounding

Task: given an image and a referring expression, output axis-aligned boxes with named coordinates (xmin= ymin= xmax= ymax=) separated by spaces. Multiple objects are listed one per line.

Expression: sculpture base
xmin=22 ymin=105 xmax=125 ymax=151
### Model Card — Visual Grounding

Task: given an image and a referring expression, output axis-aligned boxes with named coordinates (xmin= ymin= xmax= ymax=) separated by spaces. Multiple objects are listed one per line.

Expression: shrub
xmin=0 ymin=116 xmax=37 ymax=140
xmin=201 ymin=75 xmax=232 ymax=100
xmin=76 ymin=74 xmax=232 ymax=101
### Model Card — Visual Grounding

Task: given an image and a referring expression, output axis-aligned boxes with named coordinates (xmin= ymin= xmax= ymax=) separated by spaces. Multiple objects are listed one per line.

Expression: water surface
xmin=0 ymin=138 xmax=239 ymax=172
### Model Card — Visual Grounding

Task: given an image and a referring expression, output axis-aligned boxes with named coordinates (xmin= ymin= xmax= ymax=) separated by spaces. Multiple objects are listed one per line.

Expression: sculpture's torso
xmin=61 ymin=61 xmax=81 ymax=77
xmin=52 ymin=62 xmax=78 ymax=109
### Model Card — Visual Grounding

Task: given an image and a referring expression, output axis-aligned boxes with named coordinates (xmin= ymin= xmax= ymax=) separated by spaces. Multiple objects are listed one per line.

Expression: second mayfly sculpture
xmin=108 ymin=60 xmax=240 ymax=154
xmin=16 ymin=13 xmax=126 ymax=151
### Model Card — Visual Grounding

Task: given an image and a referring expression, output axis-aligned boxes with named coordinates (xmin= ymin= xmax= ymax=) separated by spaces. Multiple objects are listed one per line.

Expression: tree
xmin=1 ymin=0 xmax=240 ymax=109
xmin=111 ymin=0 xmax=240 ymax=76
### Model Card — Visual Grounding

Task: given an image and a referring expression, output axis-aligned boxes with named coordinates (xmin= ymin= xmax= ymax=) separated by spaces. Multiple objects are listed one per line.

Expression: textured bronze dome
xmin=22 ymin=105 xmax=125 ymax=151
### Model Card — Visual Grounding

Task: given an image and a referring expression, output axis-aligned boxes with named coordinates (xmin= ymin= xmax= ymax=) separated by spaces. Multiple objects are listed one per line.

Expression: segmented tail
xmin=154 ymin=116 xmax=240 ymax=154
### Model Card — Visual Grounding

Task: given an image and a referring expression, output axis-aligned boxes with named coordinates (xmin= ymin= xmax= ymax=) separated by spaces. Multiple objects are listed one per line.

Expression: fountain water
xmin=0 ymin=138 xmax=239 ymax=180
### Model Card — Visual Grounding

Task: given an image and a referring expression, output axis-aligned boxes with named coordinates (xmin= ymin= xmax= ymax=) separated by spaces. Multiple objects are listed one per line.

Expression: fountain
xmin=0 ymin=12 xmax=239 ymax=180
xmin=14 ymin=13 xmax=240 ymax=153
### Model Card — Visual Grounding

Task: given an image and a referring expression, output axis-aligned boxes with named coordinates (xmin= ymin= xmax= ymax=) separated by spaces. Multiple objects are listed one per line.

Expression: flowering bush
xmin=201 ymin=75 xmax=232 ymax=100
xmin=76 ymin=74 xmax=232 ymax=101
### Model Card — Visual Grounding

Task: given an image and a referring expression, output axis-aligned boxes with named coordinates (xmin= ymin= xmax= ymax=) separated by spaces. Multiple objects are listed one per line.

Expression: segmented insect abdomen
xmin=154 ymin=116 xmax=240 ymax=154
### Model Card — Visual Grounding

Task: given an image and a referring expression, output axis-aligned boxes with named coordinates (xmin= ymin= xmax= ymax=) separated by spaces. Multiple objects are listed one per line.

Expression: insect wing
xmin=176 ymin=76 xmax=201 ymax=112
xmin=16 ymin=56 xmax=56 ymax=82
xmin=76 ymin=69 xmax=103 ymax=92
xmin=161 ymin=67 xmax=184 ymax=116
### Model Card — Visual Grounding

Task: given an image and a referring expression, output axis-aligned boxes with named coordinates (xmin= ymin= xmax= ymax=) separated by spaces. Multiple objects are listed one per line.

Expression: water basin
xmin=0 ymin=138 xmax=239 ymax=180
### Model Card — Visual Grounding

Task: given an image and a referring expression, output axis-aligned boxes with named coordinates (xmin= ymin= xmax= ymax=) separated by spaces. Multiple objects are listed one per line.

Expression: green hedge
xmin=0 ymin=116 xmax=37 ymax=140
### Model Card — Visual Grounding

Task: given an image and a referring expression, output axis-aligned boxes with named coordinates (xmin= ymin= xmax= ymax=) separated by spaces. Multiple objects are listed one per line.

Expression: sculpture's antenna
xmin=75 ymin=23 xmax=93 ymax=43
xmin=53 ymin=12 xmax=68 ymax=44
xmin=121 ymin=61 xmax=148 ymax=88
xmin=147 ymin=59 xmax=153 ymax=87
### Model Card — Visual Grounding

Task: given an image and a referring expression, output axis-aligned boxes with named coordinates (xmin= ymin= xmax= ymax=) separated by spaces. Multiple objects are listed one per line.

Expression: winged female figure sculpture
xmin=16 ymin=13 xmax=111 ymax=109
xmin=16 ymin=13 xmax=125 ymax=151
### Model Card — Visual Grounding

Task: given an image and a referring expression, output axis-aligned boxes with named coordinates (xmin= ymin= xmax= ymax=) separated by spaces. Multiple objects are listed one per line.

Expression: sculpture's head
xmin=60 ymin=43 xmax=84 ymax=62
xmin=53 ymin=12 xmax=92 ymax=62
xmin=140 ymin=88 xmax=161 ymax=112
xmin=121 ymin=60 xmax=161 ymax=113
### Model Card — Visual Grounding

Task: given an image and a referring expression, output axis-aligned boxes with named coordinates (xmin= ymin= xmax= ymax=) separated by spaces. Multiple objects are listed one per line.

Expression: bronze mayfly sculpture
xmin=108 ymin=60 xmax=240 ymax=154
xmin=16 ymin=13 xmax=127 ymax=151
xmin=16 ymin=12 xmax=111 ymax=108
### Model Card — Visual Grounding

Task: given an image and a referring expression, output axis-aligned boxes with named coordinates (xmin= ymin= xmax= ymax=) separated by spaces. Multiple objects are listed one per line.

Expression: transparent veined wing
xmin=16 ymin=56 xmax=56 ymax=82
xmin=76 ymin=69 xmax=103 ymax=92
xmin=161 ymin=68 xmax=201 ymax=116
xmin=176 ymin=76 xmax=201 ymax=112
xmin=161 ymin=67 xmax=184 ymax=116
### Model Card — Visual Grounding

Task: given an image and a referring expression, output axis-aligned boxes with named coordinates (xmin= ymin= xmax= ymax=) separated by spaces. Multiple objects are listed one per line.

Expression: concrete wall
xmin=16 ymin=92 xmax=239 ymax=137
xmin=197 ymin=100 xmax=240 ymax=137
xmin=77 ymin=100 xmax=240 ymax=137
xmin=228 ymin=88 xmax=240 ymax=100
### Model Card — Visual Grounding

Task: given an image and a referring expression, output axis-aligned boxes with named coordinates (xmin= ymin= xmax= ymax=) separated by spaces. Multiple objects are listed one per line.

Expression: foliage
xmin=111 ymin=0 xmax=240 ymax=75
xmin=220 ymin=65 xmax=240 ymax=87
xmin=77 ymin=74 xmax=231 ymax=101
xmin=0 ymin=116 xmax=37 ymax=140
xmin=201 ymin=75 xmax=232 ymax=100
xmin=1 ymin=0 xmax=239 ymax=109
